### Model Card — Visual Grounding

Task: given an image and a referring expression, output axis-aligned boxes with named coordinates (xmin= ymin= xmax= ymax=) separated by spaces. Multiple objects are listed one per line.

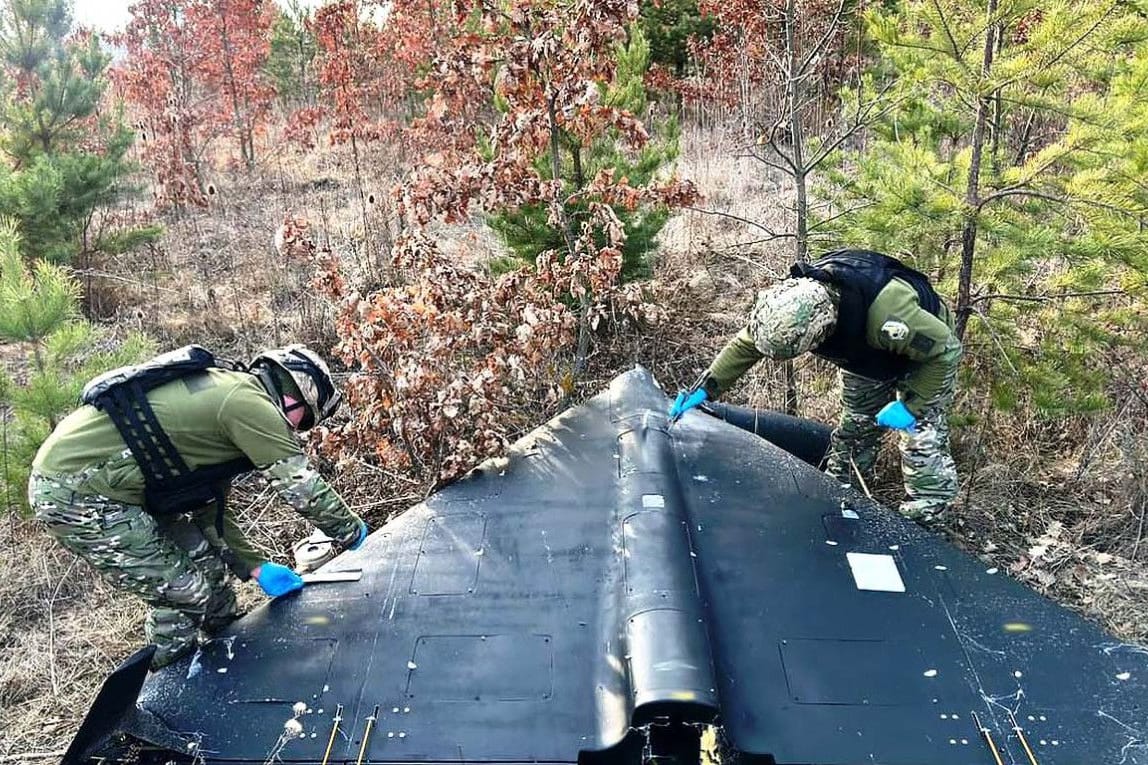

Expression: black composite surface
xmin=75 ymin=367 xmax=1148 ymax=764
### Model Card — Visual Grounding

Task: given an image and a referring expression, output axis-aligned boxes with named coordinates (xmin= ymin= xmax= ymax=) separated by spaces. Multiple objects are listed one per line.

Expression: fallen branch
xmin=68 ymin=268 xmax=179 ymax=294
xmin=683 ymin=206 xmax=793 ymax=239
xmin=0 ymin=752 xmax=66 ymax=762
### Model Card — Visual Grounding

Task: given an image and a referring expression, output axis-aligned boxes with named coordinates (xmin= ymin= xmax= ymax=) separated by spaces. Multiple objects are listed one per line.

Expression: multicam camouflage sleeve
xmin=701 ymin=327 xmax=765 ymax=397
xmin=261 ymin=454 xmax=363 ymax=547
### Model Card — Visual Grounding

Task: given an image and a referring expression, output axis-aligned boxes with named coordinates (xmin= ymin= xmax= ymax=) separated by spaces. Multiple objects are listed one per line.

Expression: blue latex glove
xmin=255 ymin=562 xmax=304 ymax=597
xmin=876 ymin=400 xmax=917 ymax=432
xmin=348 ymin=521 xmax=368 ymax=551
xmin=668 ymin=388 xmax=708 ymax=421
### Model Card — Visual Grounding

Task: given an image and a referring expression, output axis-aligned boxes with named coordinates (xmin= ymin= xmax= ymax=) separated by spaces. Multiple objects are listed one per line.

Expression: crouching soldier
xmin=670 ymin=250 xmax=963 ymax=526
xmin=28 ymin=345 xmax=368 ymax=668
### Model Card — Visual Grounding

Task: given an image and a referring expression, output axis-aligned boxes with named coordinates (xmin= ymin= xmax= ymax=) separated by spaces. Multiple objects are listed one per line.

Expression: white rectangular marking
xmin=846 ymin=553 xmax=906 ymax=593
xmin=841 ymin=508 xmax=859 ymax=519
xmin=641 ymin=494 xmax=665 ymax=508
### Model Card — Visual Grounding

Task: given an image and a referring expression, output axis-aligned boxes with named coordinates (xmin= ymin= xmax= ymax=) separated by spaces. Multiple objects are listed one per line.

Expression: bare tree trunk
xmin=782 ymin=0 xmax=807 ymax=415
xmin=955 ymin=0 xmax=999 ymax=339
xmin=738 ymin=29 xmax=752 ymax=141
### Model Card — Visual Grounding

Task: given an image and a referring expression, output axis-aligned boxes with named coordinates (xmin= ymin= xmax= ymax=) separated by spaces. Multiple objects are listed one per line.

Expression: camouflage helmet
xmin=250 ymin=345 xmax=341 ymax=429
xmin=747 ymin=277 xmax=837 ymax=359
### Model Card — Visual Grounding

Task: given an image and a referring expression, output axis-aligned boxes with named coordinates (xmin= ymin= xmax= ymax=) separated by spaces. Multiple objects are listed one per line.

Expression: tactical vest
xmin=790 ymin=249 xmax=942 ymax=381
xmin=81 ymin=346 xmax=256 ymax=529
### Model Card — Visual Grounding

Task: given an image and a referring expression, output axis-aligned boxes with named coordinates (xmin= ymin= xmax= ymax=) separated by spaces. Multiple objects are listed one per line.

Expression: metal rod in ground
xmin=971 ymin=710 xmax=1006 ymax=765
xmin=320 ymin=703 xmax=343 ymax=765
xmin=1007 ymin=710 xmax=1041 ymax=765
xmin=356 ymin=705 xmax=379 ymax=765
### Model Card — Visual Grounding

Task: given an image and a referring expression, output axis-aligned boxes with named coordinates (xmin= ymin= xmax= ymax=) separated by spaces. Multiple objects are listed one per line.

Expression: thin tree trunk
xmin=739 ymin=29 xmax=752 ymax=140
xmin=989 ymin=25 xmax=1005 ymax=175
xmin=546 ymin=93 xmax=590 ymax=373
xmin=1013 ymin=106 xmax=1037 ymax=166
xmin=955 ymin=0 xmax=999 ymax=339
xmin=216 ymin=2 xmax=253 ymax=169
xmin=783 ymin=0 xmax=806 ymax=415
xmin=570 ymin=140 xmax=584 ymax=190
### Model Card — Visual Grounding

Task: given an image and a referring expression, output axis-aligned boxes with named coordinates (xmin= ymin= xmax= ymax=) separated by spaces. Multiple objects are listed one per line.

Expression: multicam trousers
xmin=28 ymin=472 xmax=240 ymax=668
xmin=824 ymin=368 xmax=959 ymax=525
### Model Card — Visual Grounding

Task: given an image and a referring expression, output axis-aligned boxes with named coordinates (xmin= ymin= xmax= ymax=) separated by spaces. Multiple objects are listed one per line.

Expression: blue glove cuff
xmin=348 ymin=521 xmax=368 ymax=551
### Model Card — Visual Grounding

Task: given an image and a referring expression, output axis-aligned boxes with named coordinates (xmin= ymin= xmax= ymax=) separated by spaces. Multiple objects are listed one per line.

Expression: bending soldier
xmin=28 ymin=345 xmax=368 ymax=668
xmin=670 ymin=250 xmax=962 ymax=525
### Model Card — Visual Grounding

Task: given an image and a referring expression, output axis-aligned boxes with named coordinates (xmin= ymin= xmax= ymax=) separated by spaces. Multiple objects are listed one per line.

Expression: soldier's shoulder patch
xmin=910 ymin=333 xmax=936 ymax=353
xmin=880 ymin=319 xmax=910 ymax=341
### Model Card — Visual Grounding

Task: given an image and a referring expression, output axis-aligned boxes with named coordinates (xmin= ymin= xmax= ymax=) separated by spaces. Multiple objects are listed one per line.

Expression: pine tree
xmin=0 ymin=221 xmax=153 ymax=514
xmin=266 ymin=0 xmax=317 ymax=111
xmin=488 ymin=25 xmax=681 ymax=282
xmin=818 ymin=0 xmax=1148 ymax=416
xmin=0 ymin=0 xmax=158 ymax=264
xmin=640 ymin=0 xmax=714 ymax=78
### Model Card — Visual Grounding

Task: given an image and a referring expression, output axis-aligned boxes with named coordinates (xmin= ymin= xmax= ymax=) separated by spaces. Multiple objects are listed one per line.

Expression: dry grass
xmin=0 ymin=520 xmax=145 ymax=759
xmin=2 ymin=122 xmax=1146 ymax=761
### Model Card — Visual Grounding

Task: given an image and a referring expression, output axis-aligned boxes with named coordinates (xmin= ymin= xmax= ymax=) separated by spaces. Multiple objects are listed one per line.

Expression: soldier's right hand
xmin=254 ymin=562 xmax=305 ymax=597
xmin=348 ymin=520 xmax=368 ymax=551
xmin=875 ymin=400 xmax=917 ymax=432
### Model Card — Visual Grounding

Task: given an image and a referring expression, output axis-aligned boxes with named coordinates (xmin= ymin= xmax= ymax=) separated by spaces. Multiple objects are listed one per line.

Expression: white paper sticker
xmin=841 ymin=508 xmax=860 ymax=519
xmin=641 ymin=494 xmax=665 ymax=508
xmin=846 ymin=552 xmax=906 ymax=593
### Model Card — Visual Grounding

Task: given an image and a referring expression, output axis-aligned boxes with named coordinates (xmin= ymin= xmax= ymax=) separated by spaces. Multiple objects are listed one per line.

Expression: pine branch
xmin=976 ymin=188 xmax=1067 ymax=209
xmin=970 ymin=289 xmax=1127 ymax=306
xmin=978 ymin=187 xmax=1147 ymax=219
xmin=930 ymin=0 xmax=972 ymax=71
xmin=887 ymin=38 xmax=962 ymax=58
xmin=994 ymin=93 xmax=1106 ymax=127
xmin=809 ymin=202 xmax=877 ymax=230
xmin=956 ymin=4 xmax=1025 ymax=59
xmin=994 ymin=4 xmax=1118 ymax=91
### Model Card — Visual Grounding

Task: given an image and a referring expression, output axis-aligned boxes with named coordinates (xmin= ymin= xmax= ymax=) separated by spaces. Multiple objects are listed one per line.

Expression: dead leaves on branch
xmin=311 ymin=212 xmax=663 ymax=486
xmin=309 ymin=0 xmax=690 ymax=486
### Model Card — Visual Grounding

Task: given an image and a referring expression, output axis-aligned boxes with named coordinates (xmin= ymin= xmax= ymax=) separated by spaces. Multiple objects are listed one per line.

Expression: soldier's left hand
xmin=254 ymin=562 xmax=305 ymax=597
xmin=876 ymin=400 xmax=917 ymax=432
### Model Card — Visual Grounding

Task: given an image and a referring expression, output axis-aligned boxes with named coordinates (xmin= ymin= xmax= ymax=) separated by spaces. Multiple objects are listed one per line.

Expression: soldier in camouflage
xmin=29 ymin=346 xmax=368 ymax=668
xmin=670 ymin=250 xmax=962 ymax=526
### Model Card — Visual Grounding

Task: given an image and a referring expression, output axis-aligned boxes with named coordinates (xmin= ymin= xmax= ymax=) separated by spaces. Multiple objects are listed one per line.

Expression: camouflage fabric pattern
xmin=747 ymin=277 xmax=837 ymax=360
xmin=825 ymin=351 xmax=959 ymax=525
xmin=28 ymin=472 xmax=239 ymax=668
xmin=262 ymin=454 xmax=361 ymax=547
